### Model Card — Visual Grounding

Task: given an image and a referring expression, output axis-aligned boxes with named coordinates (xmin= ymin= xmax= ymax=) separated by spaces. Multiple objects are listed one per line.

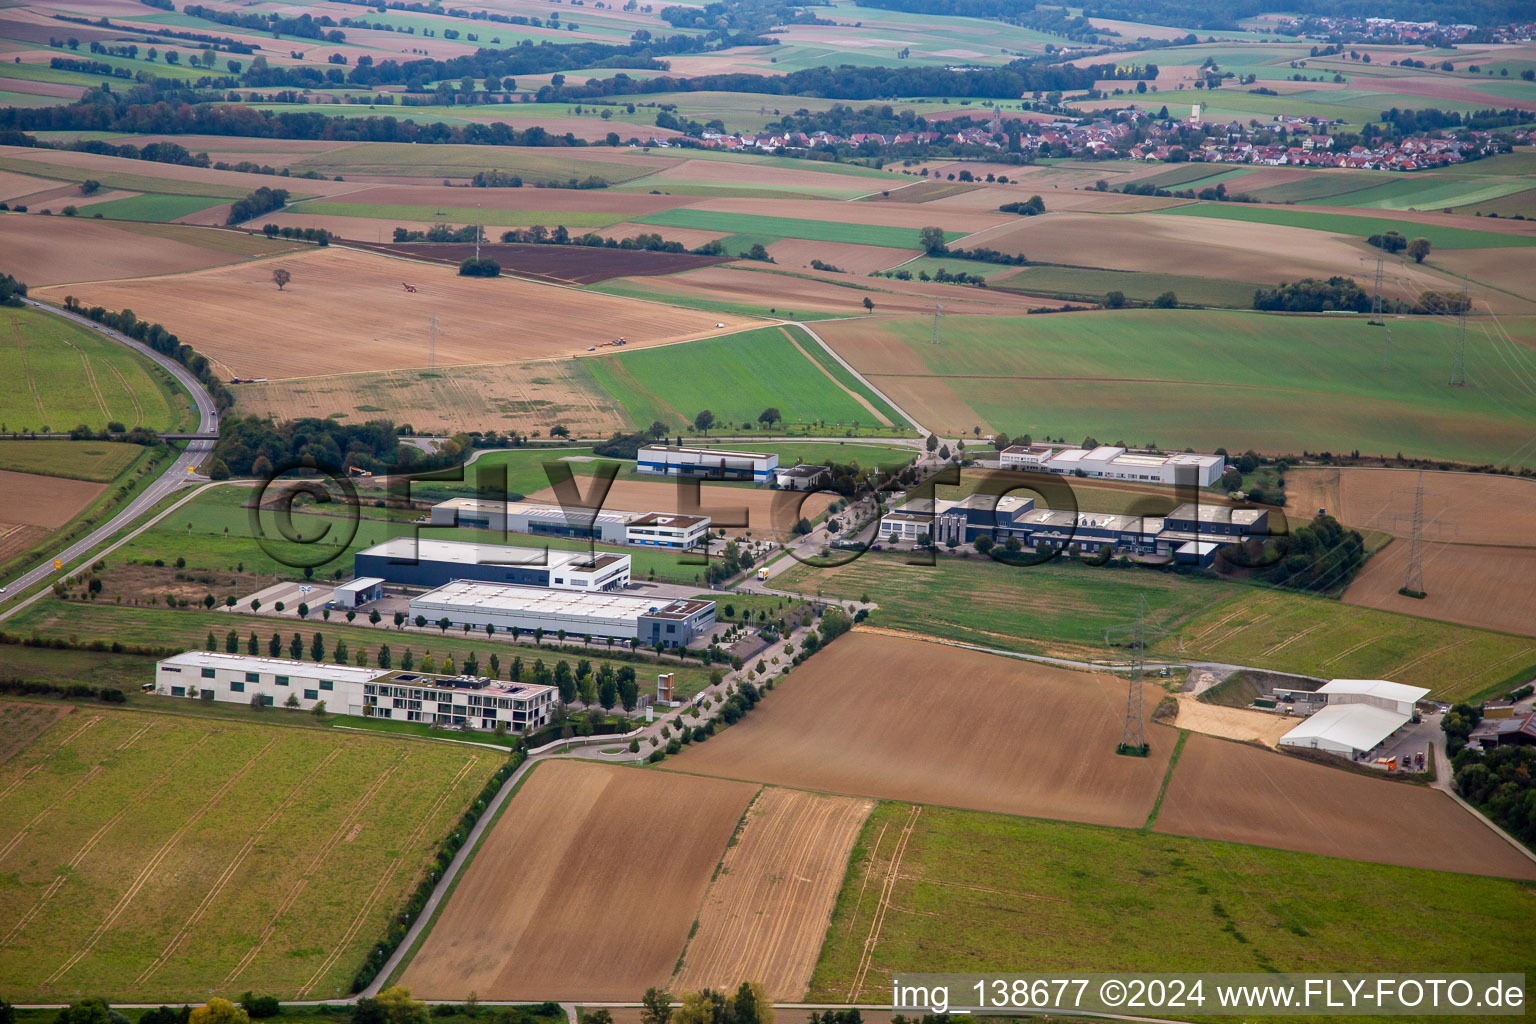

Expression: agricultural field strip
xmin=846 ymin=804 xmax=921 ymax=1002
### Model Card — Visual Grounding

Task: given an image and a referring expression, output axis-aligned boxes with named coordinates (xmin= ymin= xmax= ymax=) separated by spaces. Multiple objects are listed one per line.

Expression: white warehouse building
xmin=1000 ymin=444 xmax=1226 ymax=487
xmin=1278 ymin=678 xmax=1430 ymax=758
xmin=154 ymin=651 xmax=557 ymax=732
xmin=410 ymin=579 xmax=716 ymax=648
xmin=638 ymin=444 xmax=778 ymax=483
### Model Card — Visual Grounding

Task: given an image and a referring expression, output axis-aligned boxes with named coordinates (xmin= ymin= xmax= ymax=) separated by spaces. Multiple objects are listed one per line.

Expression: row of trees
xmin=227 ymin=186 xmax=289 ymax=225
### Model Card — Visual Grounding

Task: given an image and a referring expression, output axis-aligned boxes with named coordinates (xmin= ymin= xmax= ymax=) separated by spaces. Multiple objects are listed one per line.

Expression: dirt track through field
xmin=400 ymin=760 xmax=758 ymax=1000
xmin=1155 ymin=734 xmax=1536 ymax=879
xmin=669 ymin=630 xmax=1176 ymax=828
xmin=780 ymin=327 xmax=892 ymax=426
xmin=675 ymin=787 xmax=873 ymax=999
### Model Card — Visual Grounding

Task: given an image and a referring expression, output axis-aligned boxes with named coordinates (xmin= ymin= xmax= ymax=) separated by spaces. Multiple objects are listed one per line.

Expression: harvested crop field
xmin=620 ymin=266 xmax=1049 ymax=318
xmin=957 ymin=210 xmax=1466 ymax=304
xmin=0 ymin=215 xmax=303 ymax=286
xmin=401 ymin=760 xmax=757 ymax=1001
xmin=38 ymin=247 xmax=756 ymax=379
xmin=670 ymin=631 xmax=1176 ymax=827
xmin=233 ymin=357 xmax=628 ymax=436
xmin=356 ymin=242 xmax=732 ymax=284
xmin=675 ymin=788 xmax=873 ymax=1000
xmin=0 ymin=468 xmax=103 ymax=561
xmin=764 ymin=239 xmax=918 ymax=275
xmin=1155 ymin=734 xmax=1536 ymax=879
xmin=524 ymin=478 xmax=837 ymax=539
xmin=0 ymin=703 xmax=71 ymax=767
xmin=1344 ymin=541 xmax=1536 ymax=639
xmin=1288 ymin=469 xmax=1536 ymax=547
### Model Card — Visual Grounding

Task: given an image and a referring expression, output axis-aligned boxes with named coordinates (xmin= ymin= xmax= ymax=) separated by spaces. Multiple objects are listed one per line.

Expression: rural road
xmin=0 ymin=300 xmax=219 ymax=603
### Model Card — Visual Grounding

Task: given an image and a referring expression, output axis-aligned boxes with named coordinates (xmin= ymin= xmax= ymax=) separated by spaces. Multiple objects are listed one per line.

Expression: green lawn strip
xmin=782 ymin=323 xmax=910 ymax=427
xmin=72 ymin=193 xmax=228 ymax=222
xmin=807 ymin=801 xmax=1536 ymax=1004
xmin=994 ymin=266 xmax=1262 ymax=308
xmin=0 ymin=440 xmax=145 ymax=481
xmin=635 ymin=208 xmax=966 ymax=248
xmin=583 ymin=324 xmax=895 ymax=432
xmin=1144 ymin=728 xmax=1189 ymax=830
xmin=1 ymin=306 xmax=183 ymax=433
xmin=289 ymin=143 xmax=659 ymax=183
xmin=584 ymin=278 xmax=821 ymax=320
xmin=1158 ymin=202 xmax=1536 ymax=248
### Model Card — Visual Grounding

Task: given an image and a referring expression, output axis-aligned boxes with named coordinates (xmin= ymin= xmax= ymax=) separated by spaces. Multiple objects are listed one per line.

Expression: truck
xmin=757 ymin=566 xmax=770 ymax=581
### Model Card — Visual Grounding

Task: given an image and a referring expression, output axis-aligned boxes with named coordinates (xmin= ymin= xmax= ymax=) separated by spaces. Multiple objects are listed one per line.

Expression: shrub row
xmin=0 ymin=677 xmax=127 ymax=702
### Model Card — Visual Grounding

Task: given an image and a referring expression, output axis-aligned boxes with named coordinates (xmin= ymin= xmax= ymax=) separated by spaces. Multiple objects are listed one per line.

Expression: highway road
xmin=0 ymin=300 xmax=219 ymax=605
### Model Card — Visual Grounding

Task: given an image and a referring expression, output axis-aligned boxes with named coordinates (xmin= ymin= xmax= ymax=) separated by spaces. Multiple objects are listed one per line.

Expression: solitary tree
xmin=272 ymin=268 xmax=291 ymax=291
xmin=918 ymin=225 xmax=947 ymax=254
xmin=190 ymin=999 xmax=249 ymax=1024
xmin=640 ymin=988 xmax=673 ymax=1024
xmin=862 ymin=296 xmax=874 ymax=313
xmin=757 ymin=407 xmax=781 ymax=428
xmin=693 ymin=409 xmax=715 ymax=434
xmin=1406 ymin=237 xmax=1432 ymax=264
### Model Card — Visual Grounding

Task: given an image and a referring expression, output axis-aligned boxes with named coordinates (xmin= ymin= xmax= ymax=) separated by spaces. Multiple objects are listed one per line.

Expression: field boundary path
xmin=0 ymin=300 xmax=219 ymax=606
xmin=794 ymin=321 xmax=928 ymax=437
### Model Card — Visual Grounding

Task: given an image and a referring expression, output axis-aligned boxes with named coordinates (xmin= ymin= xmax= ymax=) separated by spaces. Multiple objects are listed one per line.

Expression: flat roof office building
xmin=1000 ymin=444 xmax=1226 ymax=487
xmin=154 ymin=651 xmax=557 ymax=732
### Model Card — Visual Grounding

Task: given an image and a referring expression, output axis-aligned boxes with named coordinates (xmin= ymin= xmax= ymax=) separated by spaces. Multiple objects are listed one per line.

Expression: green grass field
xmin=585 ymin=277 xmax=832 ymax=321
xmin=585 ymin=324 xmax=907 ymax=431
xmin=1 ymin=307 xmax=181 ymax=433
xmin=634 ymin=208 xmax=964 ymax=248
xmin=996 ymin=266 xmax=1262 ymax=308
xmin=71 ymin=194 xmax=227 ymax=222
xmin=1312 ymin=176 xmax=1536 ymax=212
xmin=809 ymin=802 xmax=1536 ymax=1006
xmin=1155 ymin=589 xmax=1536 ymax=703
xmin=0 ymin=703 xmax=500 ymax=1002
xmin=0 ymin=157 xmax=287 ymax=201
xmin=0 ymin=440 xmax=148 ymax=482
xmin=775 ymin=553 xmax=1534 ymax=700
xmin=837 ymin=310 xmax=1536 ymax=468
xmin=1159 ymin=202 xmax=1536 ymax=248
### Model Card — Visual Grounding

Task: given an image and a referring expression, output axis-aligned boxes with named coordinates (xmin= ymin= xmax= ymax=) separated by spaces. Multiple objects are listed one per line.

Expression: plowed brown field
xmin=1155 ymin=734 xmax=1536 ymax=879
xmin=400 ymin=760 xmax=757 ymax=1000
xmin=0 ymin=469 xmax=104 ymax=561
xmin=670 ymin=631 xmax=1176 ymax=828
xmin=37 ymin=247 xmax=755 ymax=379
xmin=675 ymin=788 xmax=873 ymax=999
xmin=631 ymin=266 xmax=1048 ymax=317
xmin=0 ymin=216 xmax=302 ymax=285
xmin=1289 ymin=468 xmax=1536 ymax=635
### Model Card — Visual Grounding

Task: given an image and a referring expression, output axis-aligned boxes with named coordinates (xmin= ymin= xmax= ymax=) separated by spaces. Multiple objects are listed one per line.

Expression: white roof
xmin=357 ymin=537 xmax=627 ymax=574
xmin=1320 ymin=679 xmax=1431 ymax=704
xmin=159 ymin=650 xmax=386 ymax=685
xmin=1280 ymin=703 xmax=1409 ymax=753
xmin=411 ymin=579 xmax=708 ymax=621
xmin=334 ymin=576 xmax=385 ymax=595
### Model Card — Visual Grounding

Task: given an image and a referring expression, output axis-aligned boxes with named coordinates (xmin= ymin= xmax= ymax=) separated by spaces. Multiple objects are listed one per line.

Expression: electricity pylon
xmin=1103 ymin=595 xmax=1172 ymax=756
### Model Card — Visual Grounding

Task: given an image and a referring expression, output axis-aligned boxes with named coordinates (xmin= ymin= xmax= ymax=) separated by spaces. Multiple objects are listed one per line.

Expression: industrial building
xmin=429 ymin=498 xmax=711 ymax=550
xmin=329 ymin=577 xmax=384 ymax=609
xmin=999 ymin=444 xmax=1226 ymax=487
xmin=1278 ymin=679 xmax=1430 ymax=758
xmin=430 ymin=498 xmax=634 ymax=545
xmin=409 ymin=580 xmax=716 ymax=648
xmin=354 ymin=538 xmax=631 ymax=591
xmin=153 ymin=651 xmax=557 ymax=732
xmin=774 ymin=464 xmax=831 ymax=491
xmin=879 ymin=494 xmax=1270 ymax=568
xmin=638 ymin=444 xmax=778 ymax=483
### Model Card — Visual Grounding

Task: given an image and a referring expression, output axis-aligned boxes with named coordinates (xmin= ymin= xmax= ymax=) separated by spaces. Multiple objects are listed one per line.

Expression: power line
xmin=1103 ymin=595 xmax=1172 ymax=757
xmin=1449 ymin=280 xmax=1469 ymax=387
xmin=930 ymin=301 xmax=942 ymax=345
xmin=429 ymin=314 xmax=438 ymax=372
